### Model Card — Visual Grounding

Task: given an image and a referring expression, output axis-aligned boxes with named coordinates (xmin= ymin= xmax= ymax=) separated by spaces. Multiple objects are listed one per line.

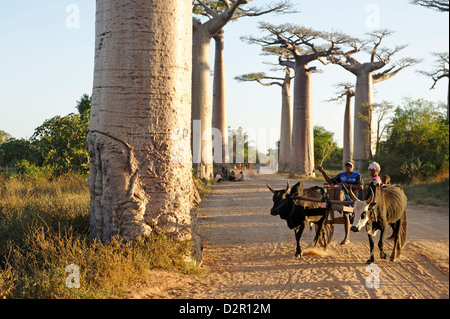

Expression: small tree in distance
xmin=75 ymin=94 xmax=91 ymax=120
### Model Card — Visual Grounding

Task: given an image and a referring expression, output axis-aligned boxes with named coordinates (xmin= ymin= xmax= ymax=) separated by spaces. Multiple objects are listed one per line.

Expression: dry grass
xmin=402 ymin=177 xmax=449 ymax=207
xmin=0 ymin=175 xmax=201 ymax=299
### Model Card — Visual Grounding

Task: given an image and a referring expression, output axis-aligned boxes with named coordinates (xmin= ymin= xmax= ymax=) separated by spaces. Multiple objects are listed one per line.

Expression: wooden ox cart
xmin=293 ymin=184 xmax=371 ymax=248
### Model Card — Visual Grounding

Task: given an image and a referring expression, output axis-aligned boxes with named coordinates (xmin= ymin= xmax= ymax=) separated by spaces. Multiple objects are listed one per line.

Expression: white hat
xmin=368 ymin=161 xmax=381 ymax=172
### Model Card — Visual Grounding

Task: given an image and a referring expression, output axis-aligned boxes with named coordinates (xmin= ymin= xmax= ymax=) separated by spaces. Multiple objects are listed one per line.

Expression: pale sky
xmin=0 ymin=1 xmax=448 ymax=152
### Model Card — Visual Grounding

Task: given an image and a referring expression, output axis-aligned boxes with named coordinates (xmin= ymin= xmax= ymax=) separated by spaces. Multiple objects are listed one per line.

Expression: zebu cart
xmin=293 ymin=184 xmax=371 ymax=248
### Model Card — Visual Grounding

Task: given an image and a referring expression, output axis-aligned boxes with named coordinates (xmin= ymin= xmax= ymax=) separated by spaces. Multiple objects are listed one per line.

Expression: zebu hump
xmin=378 ymin=186 xmax=408 ymax=219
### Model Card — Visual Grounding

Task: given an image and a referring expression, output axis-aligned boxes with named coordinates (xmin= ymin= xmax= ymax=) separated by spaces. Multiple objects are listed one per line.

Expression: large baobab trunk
xmin=88 ymin=1 xmax=201 ymax=258
xmin=353 ymin=69 xmax=376 ymax=170
xmin=290 ymin=63 xmax=315 ymax=177
xmin=279 ymin=69 xmax=292 ymax=172
xmin=212 ymin=29 xmax=228 ymax=165
xmin=192 ymin=20 xmax=214 ymax=179
xmin=342 ymin=91 xmax=354 ymax=167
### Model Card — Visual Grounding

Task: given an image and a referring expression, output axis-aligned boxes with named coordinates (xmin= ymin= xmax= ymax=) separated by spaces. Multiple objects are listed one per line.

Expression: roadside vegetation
xmin=0 ymin=95 xmax=203 ymax=299
xmin=401 ymin=177 xmax=449 ymax=207
xmin=0 ymin=174 xmax=202 ymax=299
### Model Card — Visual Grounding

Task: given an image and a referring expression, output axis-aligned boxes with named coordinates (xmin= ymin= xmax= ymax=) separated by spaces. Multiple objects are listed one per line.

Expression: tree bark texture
xmin=212 ymin=29 xmax=229 ymax=165
xmin=279 ymin=69 xmax=292 ymax=172
xmin=353 ymin=69 xmax=376 ymax=171
xmin=192 ymin=20 xmax=213 ymax=179
xmin=342 ymin=93 xmax=354 ymax=167
xmin=342 ymin=94 xmax=353 ymax=166
xmin=290 ymin=62 xmax=315 ymax=177
xmin=88 ymin=0 xmax=201 ymax=258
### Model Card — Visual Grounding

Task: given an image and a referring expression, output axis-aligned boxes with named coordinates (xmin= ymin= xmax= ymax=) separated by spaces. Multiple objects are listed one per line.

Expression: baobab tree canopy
xmin=242 ymin=22 xmax=354 ymax=176
xmin=326 ymin=29 xmax=420 ymax=169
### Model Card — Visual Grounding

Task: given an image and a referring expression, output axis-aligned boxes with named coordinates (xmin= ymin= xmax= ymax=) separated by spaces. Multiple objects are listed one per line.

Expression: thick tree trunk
xmin=290 ymin=63 xmax=315 ymax=177
xmin=89 ymin=1 xmax=201 ymax=258
xmin=212 ymin=29 xmax=228 ymax=165
xmin=353 ymin=70 xmax=376 ymax=171
xmin=192 ymin=21 xmax=213 ymax=179
xmin=279 ymin=69 xmax=292 ymax=172
xmin=342 ymin=93 xmax=354 ymax=167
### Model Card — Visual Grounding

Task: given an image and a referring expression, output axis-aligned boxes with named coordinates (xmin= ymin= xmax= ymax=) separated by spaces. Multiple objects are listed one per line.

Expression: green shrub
xmin=15 ymin=160 xmax=55 ymax=180
xmin=376 ymin=99 xmax=449 ymax=182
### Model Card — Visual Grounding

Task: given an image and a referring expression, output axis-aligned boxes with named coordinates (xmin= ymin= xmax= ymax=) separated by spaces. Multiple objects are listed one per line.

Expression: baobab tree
xmin=191 ymin=0 xmax=244 ymax=179
xmin=417 ymin=52 xmax=449 ymax=119
xmin=88 ymin=1 xmax=201 ymax=258
xmin=192 ymin=0 xmax=294 ymax=178
xmin=212 ymin=29 xmax=229 ymax=165
xmin=235 ymin=64 xmax=293 ymax=172
xmin=244 ymin=23 xmax=351 ymax=176
xmin=327 ymin=30 xmax=419 ymax=170
xmin=327 ymin=82 xmax=355 ymax=167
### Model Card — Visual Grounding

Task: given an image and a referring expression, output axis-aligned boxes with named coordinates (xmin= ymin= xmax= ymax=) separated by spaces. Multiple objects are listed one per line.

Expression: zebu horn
xmin=285 ymin=181 xmax=290 ymax=192
xmin=366 ymin=187 xmax=375 ymax=205
xmin=349 ymin=187 xmax=359 ymax=201
xmin=266 ymin=184 xmax=276 ymax=193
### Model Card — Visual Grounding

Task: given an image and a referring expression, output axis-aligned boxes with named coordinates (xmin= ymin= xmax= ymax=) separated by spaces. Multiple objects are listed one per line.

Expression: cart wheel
xmin=316 ymin=220 xmax=335 ymax=248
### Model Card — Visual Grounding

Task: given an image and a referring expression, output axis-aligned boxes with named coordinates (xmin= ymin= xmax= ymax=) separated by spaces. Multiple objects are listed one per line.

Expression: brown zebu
xmin=349 ymin=185 xmax=408 ymax=264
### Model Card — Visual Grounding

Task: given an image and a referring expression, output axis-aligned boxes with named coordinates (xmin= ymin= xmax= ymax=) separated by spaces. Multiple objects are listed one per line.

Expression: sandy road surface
xmin=130 ymin=173 xmax=449 ymax=299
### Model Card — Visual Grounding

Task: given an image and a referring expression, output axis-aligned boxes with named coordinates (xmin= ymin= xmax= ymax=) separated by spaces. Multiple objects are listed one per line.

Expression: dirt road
xmin=130 ymin=173 xmax=449 ymax=299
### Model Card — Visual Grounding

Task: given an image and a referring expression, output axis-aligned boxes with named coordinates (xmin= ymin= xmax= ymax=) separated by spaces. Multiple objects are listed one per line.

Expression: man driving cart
xmin=317 ymin=162 xmax=363 ymax=245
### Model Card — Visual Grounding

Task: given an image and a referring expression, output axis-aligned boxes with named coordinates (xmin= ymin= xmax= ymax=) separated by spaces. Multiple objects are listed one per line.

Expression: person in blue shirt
xmin=317 ymin=162 xmax=363 ymax=245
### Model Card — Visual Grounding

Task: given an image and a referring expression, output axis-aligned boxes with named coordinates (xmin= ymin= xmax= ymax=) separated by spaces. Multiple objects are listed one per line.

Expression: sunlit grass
xmin=0 ymin=175 xmax=202 ymax=299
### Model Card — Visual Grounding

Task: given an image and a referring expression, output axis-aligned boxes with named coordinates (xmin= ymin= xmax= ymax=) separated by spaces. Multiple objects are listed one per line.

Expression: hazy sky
xmin=0 ymin=1 xmax=448 ymax=151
